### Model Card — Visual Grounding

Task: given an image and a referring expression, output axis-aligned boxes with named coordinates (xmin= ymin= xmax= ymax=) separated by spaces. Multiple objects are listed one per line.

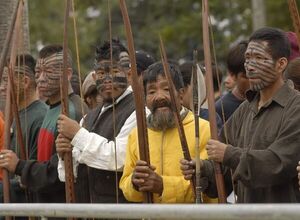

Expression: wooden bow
xmin=0 ymin=0 xmax=21 ymax=83
xmin=107 ymin=0 xmax=121 ymax=203
xmin=2 ymin=1 xmax=26 ymax=219
xmin=202 ymin=0 xmax=227 ymax=203
xmin=61 ymin=0 xmax=76 ymax=205
xmin=288 ymin=0 xmax=300 ymax=50
xmin=159 ymin=36 xmax=196 ymax=197
xmin=3 ymin=66 xmax=12 ymax=220
xmin=119 ymin=0 xmax=152 ymax=203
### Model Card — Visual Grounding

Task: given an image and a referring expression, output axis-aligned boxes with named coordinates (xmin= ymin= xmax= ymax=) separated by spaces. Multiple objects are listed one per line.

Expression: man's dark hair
xmin=226 ymin=40 xmax=248 ymax=76
xmin=71 ymin=70 xmax=81 ymax=96
xmin=249 ymin=27 xmax=290 ymax=60
xmin=95 ymin=38 xmax=128 ymax=62
xmin=39 ymin=44 xmax=63 ymax=58
xmin=143 ymin=61 xmax=184 ymax=93
xmin=6 ymin=54 xmax=37 ymax=88
xmin=135 ymin=50 xmax=155 ymax=75
xmin=13 ymin=54 xmax=36 ymax=77
xmin=179 ymin=61 xmax=193 ymax=87
xmin=38 ymin=44 xmax=73 ymax=69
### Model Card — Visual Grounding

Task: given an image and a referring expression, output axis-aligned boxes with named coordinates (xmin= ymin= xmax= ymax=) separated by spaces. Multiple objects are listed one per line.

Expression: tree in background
xmin=27 ymin=0 xmax=298 ymax=77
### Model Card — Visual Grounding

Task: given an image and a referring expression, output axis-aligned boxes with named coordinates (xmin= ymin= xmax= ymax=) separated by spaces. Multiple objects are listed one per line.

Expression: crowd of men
xmin=0 ymin=26 xmax=299 ymax=211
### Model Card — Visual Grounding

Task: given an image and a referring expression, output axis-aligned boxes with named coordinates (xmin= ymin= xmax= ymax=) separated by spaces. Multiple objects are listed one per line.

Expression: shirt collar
xmin=272 ymin=83 xmax=292 ymax=107
xmin=246 ymin=83 xmax=292 ymax=109
xmin=101 ymin=87 xmax=132 ymax=113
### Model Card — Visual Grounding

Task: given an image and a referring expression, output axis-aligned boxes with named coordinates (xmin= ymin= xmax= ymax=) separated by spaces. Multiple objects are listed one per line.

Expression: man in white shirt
xmin=56 ymin=39 xmax=137 ymax=203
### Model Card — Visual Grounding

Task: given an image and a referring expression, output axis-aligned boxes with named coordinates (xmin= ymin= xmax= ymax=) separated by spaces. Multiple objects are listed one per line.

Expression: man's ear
xmin=178 ymin=87 xmax=185 ymax=103
xmin=127 ymin=69 xmax=132 ymax=79
xmin=67 ymin=68 xmax=73 ymax=80
xmin=22 ymin=75 xmax=31 ymax=90
xmin=92 ymin=72 xmax=97 ymax=82
xmin=227 ymin=71 xmax=237 ymax=81
xmin=277 ymin=57 xmax=288 ymax=73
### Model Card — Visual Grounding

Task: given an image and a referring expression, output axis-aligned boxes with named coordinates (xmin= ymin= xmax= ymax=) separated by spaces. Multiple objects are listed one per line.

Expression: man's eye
xmin=147 ymin=90 xmax=155 ymax=95
xmin=256 ymin=55 xmax=266 ymax=61
xmin=96 ymin=71 xmax=104 ymax=76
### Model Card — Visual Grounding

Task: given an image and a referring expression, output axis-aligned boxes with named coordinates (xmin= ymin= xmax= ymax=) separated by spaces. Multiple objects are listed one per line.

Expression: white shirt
xmin=58 ymin=87 xmax=146 ymax=181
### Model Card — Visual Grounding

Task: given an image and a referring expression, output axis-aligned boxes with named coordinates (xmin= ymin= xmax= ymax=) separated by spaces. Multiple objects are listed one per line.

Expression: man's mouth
xmin=156 ymin=106 xmax=170 ymax=110
xmin=248 ymin=78 xmax=261 ymax=82
xmin=101 ymin=84 xmax=113 ymax=91
xmin=38 ymin=87 xmax=48 ymax=92
xmin=153 ymin=105 xmax=172 ymax=113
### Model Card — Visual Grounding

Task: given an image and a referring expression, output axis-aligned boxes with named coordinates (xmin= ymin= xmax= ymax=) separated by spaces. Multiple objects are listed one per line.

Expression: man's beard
xmin=249 ymin=80 xmax=267 ymax=91
xmin=147 ymin=108 xmax=175 ymax=131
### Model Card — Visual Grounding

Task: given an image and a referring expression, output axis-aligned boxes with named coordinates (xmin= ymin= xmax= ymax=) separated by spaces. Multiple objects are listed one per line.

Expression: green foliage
xmin=28 ymin=0 xmax=300 ymax=77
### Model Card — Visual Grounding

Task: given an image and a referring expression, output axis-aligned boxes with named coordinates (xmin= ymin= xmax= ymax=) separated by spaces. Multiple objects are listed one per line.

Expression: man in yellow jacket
xmin=120 ymin=61 xmax=213 ymax=203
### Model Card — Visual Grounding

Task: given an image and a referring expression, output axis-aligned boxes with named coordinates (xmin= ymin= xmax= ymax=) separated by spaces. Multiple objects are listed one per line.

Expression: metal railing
xmin=0 ymin=204 xmax=300 ymax=219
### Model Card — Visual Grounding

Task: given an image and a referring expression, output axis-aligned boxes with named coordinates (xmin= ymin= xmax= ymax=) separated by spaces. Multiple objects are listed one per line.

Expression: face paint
xmin=244 ymin=41 xmax=278 ymax=91
xmin=119 ymin=51 xmax=130 ymax=69
xmin=0 ymin=65 xmax=33 ymax=100
xmin=94 ymin=59 xmax=128 ymax=102
xmin=35 ymin=52 xmax=64 ymax=98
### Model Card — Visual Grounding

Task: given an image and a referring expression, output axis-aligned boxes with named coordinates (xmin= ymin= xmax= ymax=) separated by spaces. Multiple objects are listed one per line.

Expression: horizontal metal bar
xmin=0 ymin=204 xmax=300 ymax=220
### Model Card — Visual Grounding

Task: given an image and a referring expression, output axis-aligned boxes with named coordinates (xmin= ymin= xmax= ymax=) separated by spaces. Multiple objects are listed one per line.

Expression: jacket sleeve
xmin=199 ymin=117 xmax=234 ymax=199
xmin=219 ymin=102 xmax=245 ymax=170
xmin=15 ymin=154 xmax=65 ymax=193
xmin=201 ymin=159 xmax=233 ymax=199
xmin=119 ymin=129 xmax=144 ymax=202
xmin=71 ymin=111 xmax=137 ymax=171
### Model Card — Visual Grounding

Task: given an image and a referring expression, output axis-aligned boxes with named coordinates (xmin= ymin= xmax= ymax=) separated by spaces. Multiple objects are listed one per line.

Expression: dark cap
xmin=135 ymin=50 xmax=155 ymax=75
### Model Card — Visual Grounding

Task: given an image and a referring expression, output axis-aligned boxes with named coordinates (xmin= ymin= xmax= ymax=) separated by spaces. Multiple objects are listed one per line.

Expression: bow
xmin=119 ymin=0 xmax=153 ymax=203
xmin=288 ymin=0 xmax=300 ymax=48
xmin=202 ymin=0 xmax=227 ymax=203
xmin=2 ymin=1 xmax=26 ymax=219
xmin=0 ymin=1 xmax=24 ymax=209
xmin=71 ymin=0 xmax=85 ymax=120
xmin=107 ymin=0 xmax=121 ymax=203
xmin=61 ymin=0 xmax=76 ymax=205
xmin=159 ymin=36 xmax=196 ymax=197
xmin=0 ymin=0 xmax=21 ymax=83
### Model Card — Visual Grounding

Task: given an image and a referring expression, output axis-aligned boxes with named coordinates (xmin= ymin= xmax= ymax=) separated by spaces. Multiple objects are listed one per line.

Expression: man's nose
xmin=155 ymin=88 xmax=169 ymax=99
xmin=245 ymin=61 xmax=256 ymax=71
xmin=103 ymin=73 xmax=113 ymax=83
xmin=36 ymin=72 xmax=47 ymax=82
